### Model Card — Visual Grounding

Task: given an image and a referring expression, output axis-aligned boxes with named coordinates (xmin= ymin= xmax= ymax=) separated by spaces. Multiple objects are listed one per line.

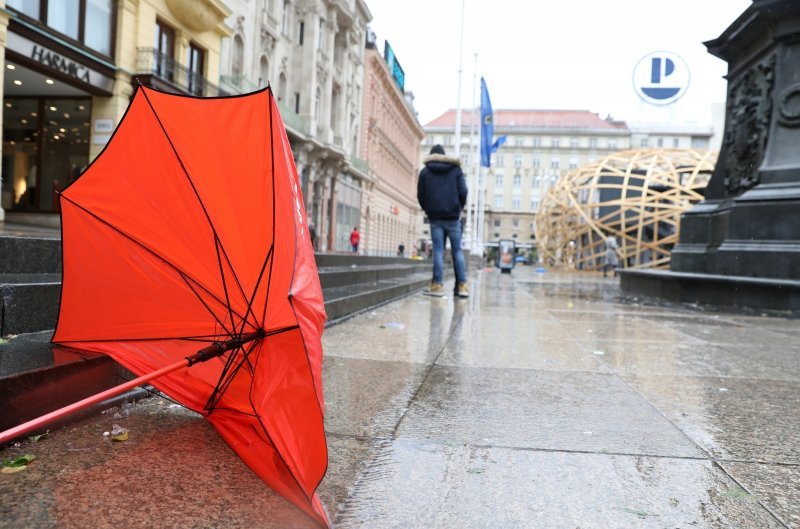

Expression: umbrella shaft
xmin=0 ymin=358 xmax=188 ymax=445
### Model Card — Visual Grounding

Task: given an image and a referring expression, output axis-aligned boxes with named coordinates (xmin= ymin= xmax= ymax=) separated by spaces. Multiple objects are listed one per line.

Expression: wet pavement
xmin=2 ymin=268 xmax=799 ymax=528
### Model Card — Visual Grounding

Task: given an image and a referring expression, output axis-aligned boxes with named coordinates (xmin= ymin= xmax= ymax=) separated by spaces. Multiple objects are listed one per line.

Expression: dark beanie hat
xmin=430 ymin=144 xmax=445 ymax=155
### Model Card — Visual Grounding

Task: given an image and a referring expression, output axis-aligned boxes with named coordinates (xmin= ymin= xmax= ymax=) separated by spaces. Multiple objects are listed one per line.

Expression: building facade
xmin=0 ymin=0 xmax=231 ymax=222
xmin=358 ymin=38 xmax=423 ymax=256
xmin=421 ymin=109 xmax=631 ymax=249
xmin=219 ymin=0 xmax=371 ymax=252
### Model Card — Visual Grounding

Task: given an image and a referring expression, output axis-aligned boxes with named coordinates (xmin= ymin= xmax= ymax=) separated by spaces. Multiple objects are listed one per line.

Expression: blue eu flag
xmin=480 ymin=77 xmax=493 ymax=167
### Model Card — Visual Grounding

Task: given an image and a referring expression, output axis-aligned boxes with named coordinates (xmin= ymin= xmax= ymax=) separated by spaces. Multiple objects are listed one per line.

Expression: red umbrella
xmin=0 ymin=86 xmax=329 ymax=527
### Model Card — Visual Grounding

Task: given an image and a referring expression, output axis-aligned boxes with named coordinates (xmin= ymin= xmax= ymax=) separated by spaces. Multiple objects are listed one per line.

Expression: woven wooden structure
xmin=535 ymin=148 xmax=717 ymax=271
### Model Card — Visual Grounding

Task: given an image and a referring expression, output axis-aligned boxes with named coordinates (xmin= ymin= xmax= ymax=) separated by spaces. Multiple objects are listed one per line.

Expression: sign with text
xmin=384 ymin=40 xmax=405 ymax=93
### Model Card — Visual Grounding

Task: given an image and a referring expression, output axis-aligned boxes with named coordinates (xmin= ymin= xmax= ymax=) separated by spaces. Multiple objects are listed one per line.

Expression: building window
xmin=589 ymin=138 xmax=597 ymax=149
xmin=1 ymin=97 xmax=92 ymax=213
xmin=512 ymin=218 xmax=520 ymax=228
xmin=494 ymin=219 xmax=501 ymax=228
xmin=512 ymin=197 xmax=520 ymax=209
xmin=514 ymin=136 xmax=524 ymax=146
xmin=514 ymin=155 xmax=522 ymax=167
xmin=532 ymin=157 xmax=540 ymax=169
xmin=531 ymin=199 xmax=539 ymax=210
xmin=278 ymin=73 xmax=287 ymax=101
xmin=444 ymin=135 xmax=452 ymax=145
xmin=552 ymin=138 xmax=560 ymax=148
xmin=609 ymin=140 xmax=617 ymax=150
xmin=533 ymin=176 xmax=540 ymax=187
xmin=495 ymin=154 xmax=504 ymax=167
xmin=317 ymin=18 xmax=325 ymax=50
xmin=495 ymin=173 xmax=503 ymax=186
xmin=294 ymin=92 xmax=300 ymax=113
xmin=494 ymin=195 xmax=504 ymax=208
xmin=48 ymin=0 xmax=80 ymax=40
xmin=570 ymin=138 xmax=579 ymax=148
xmin=513 ymin=174 xmax=521 ymax=188
xmin=657 ymin=137 xmax=664 ymax=147
xmin=569 ymin=157 xmax=578 ymax=170
xmin=550 ymin=158 xmax=560 ymax=169
xmin=259 ymin=56 xmax=269 ymax=86
xmin=8 ymin=0 xmax=114 ymax=56
xmin=282 ymin=0 xmax=291 ymax=35
xmin=298 ymin=21 xmax=305 ymax=45
xmin=461 ymin=154 xmax=469 ymax=167
xmin=85 ymin=0 xmax=113 ymax=56
xmin=673 ymin=138 xmax=680 ymax=148
xmin=532 ymin=137 xmax=541 ymax=147
xmin=154 ymin=19 xmax=176 ymax=82
xmin=187 ymin=43 xmax=205 ymax=95
xmin=7 ymin=0 xmax=39 ymax=18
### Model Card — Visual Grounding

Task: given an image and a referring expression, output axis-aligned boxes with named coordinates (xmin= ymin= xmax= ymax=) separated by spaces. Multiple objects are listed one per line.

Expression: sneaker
xmin=456 ymin=282 xmax=469 ymax=298
xmin=424 ymin=283 xmax=445 ymax=297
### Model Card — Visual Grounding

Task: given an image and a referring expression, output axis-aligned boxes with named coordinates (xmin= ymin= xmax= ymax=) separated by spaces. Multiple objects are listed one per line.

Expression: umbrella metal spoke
xmin=205 ymin=324 xmax=299 ymax=412
xmin=235 ymin=244 xmax=274 ymax=338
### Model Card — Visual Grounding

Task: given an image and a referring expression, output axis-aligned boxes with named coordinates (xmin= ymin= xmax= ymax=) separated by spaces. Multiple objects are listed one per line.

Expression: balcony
xmin=135 ymin=48 xmax=224 ymax=97
xmin=276 ymin=98 xmax=308 ymax=136
xmin=219 ymin=75 xmax=261 ymax=95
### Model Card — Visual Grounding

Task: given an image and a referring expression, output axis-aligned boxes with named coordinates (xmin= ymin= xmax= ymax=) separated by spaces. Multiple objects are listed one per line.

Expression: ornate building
xmin=358 ymin=35 xmax=423 ymax=256
xmin=0 ymin=0 xmax=231 ymax=222
xmin=219 ymin=0 xmax=371 ymax=251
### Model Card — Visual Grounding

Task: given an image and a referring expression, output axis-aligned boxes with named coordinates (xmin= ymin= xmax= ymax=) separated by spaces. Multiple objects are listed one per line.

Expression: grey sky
xmin=365 ymin=0 xmax=752 ymax=127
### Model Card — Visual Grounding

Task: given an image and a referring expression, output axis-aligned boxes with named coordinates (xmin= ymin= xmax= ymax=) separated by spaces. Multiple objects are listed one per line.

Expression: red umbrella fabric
xmin=51 ymin=85 xmax=329 ymax=527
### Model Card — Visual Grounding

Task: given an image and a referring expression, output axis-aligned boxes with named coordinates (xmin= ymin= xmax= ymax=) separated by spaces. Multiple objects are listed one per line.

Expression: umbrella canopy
xmin=52 ymin=85 xmax=329 ymax=527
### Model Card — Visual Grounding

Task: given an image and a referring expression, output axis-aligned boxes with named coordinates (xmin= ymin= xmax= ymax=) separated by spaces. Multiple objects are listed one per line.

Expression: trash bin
xmin=496 ymin=239 xmax=515 ymax=274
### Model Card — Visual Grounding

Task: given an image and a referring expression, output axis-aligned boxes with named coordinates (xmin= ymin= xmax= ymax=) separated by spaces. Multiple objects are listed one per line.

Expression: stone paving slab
xmin=720 ymin=461 xmax=800 ymax=529
xmin=333 ymin=438 xmax=783 ymax=529
xmin=395 ymin=365 xmax=704 ymax=458
xmin=622 ymin=374 xmax=800 ymax=464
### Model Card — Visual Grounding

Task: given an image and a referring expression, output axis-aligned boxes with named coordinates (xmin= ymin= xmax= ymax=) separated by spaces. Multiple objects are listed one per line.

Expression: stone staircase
xmin=0 ymin=234 xmax=438 ymax=434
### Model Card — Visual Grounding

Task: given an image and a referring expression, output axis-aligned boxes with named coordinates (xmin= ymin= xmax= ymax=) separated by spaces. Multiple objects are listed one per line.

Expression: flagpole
xmin=465 ymin=53 xmax=478 ymax=255
xmin=453 ymin=0 xmax=466 ymax=159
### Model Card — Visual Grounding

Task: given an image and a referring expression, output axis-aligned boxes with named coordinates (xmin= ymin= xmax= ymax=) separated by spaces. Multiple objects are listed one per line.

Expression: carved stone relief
xmin=723 ymin=54 xmax=775 ymax=194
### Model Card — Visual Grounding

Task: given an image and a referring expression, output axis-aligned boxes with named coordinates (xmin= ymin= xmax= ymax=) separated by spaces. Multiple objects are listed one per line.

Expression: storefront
xmin=0 ymin=1 xmax=116 ymax=217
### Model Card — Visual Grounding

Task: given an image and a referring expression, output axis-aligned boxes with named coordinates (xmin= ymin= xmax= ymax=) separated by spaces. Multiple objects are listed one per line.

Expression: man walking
xmin=417 ymin=144 xmax=468 ymax=297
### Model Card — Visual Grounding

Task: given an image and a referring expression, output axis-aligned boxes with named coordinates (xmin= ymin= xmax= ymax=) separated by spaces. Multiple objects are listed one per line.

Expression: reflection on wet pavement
xmin=320 ymin=269 xmax=799 ymax=528
xmin=2 ymin=269 xmax=798 ymax=528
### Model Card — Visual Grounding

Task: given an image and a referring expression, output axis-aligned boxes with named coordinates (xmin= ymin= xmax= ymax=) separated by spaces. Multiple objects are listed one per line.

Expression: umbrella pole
xmin=0 ymin=330 xmax=264 ymax=445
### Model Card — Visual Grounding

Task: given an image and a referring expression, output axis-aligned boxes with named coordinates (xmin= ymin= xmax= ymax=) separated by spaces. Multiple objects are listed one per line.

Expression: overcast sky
xmin=365 ymin=0 xmax=752 ymax=128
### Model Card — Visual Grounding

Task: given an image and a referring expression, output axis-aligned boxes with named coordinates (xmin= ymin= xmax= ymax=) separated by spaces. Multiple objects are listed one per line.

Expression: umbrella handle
xmin=0 ymin=330 xmax=265 ymax=445
xmin=0 ymin=358 xmax=189 ymax=445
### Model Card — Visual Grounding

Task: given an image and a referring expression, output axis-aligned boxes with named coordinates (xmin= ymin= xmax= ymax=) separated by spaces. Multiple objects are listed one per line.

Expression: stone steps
xmin=0 ymin=235 xmax=437 ymax=437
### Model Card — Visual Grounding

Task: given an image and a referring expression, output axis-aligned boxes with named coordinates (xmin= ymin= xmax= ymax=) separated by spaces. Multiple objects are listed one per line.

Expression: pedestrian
xmin=417 ymin=144 xmax=468 ymax=297
xmin=349 ymin=227 xmax=360 ymax=253
xmin=398 ymin=242 xmax=405 ymax=257
xmin=309 ymin=223 xmax=317 ymax=250
xmin=604 ymin=233 xmax=620 ymax=277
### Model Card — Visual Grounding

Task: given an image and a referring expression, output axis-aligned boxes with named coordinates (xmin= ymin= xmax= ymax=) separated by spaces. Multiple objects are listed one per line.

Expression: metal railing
xmin=136 ymin=48 xmax=224 ymax=97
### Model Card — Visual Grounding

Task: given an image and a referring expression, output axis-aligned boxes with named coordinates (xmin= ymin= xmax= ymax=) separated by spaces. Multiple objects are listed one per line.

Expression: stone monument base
xmin=620 ymin=269 xmax=800 ymax=316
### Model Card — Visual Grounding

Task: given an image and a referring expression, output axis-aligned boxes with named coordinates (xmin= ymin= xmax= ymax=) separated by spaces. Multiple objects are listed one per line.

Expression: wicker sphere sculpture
xmin=535 ymin=148 xmax=717 ymax=271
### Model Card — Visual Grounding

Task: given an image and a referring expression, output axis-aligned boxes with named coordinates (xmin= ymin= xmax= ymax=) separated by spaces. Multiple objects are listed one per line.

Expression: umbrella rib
xmin=213 ymin=234 xmax=242 ymax=339
xmin=55 ymin=334 xmax=225 ymax=344
xmin=139 ymin=88 xmax=250 ymax=317
xmin=261 ymin=96 xmax=278 ymax=326
xmin=235 ymin=243 xmax=274 ymax=337
xmin=177 ymin=272 xmax=238 ymax=338
xmin=60 ymin=195 xmax=249 ymax=326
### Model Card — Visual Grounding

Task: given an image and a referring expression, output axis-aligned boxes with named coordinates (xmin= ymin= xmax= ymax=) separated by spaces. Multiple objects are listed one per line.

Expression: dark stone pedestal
xmin=622 ymin=0 xmax=800 ymax=312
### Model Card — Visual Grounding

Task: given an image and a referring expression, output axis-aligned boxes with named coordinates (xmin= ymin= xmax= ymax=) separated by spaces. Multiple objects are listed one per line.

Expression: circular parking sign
xmin=633 ymin=51 xmax=690 ymax=106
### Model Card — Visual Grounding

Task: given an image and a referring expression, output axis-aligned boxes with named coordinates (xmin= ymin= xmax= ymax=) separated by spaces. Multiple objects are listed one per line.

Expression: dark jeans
xmin=430 ymin=218 xmax=467 ymax=285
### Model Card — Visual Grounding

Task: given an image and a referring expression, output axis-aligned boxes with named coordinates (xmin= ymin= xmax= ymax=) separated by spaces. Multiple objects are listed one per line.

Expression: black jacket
xmin=417 ymin=154 xmax=468 ymax=221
